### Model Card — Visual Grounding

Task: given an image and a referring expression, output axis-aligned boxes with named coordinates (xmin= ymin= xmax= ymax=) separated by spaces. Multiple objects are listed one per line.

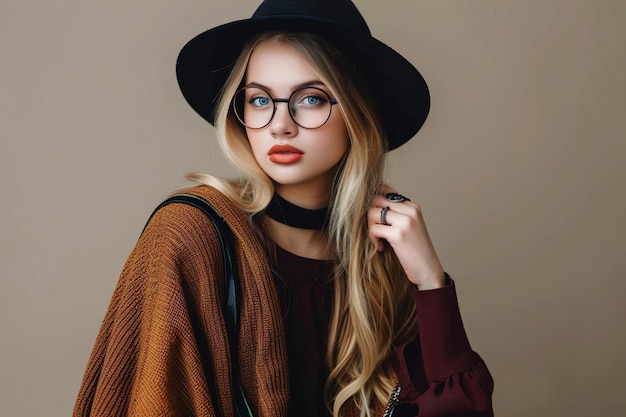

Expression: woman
xmin=73 ymin=1 xmax=494 ymax=416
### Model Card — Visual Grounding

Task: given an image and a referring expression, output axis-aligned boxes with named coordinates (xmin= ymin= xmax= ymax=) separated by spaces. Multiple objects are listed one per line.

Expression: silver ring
xmin=380 ymin=206 xmax=390 ymax=226
xmin=385 ymin=192 xmax=410 ymax=203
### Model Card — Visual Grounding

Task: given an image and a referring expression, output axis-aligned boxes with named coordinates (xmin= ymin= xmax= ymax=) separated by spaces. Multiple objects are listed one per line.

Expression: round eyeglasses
xmin=232 ymin=85 xmax=339 ymax=129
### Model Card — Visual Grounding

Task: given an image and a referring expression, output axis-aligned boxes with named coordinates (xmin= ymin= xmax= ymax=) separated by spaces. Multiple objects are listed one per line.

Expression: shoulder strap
xmin=144 ymin=193 xmax=254 ymax=417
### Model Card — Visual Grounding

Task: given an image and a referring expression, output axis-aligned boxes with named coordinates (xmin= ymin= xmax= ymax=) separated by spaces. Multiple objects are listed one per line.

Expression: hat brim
xmin=176 ymin=16 xmax=429 ymax=150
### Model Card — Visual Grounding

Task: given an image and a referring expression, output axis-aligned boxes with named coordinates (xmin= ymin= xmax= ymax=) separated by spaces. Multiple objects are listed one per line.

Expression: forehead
xmin=245 ymin=39 xmax=322 ymax=92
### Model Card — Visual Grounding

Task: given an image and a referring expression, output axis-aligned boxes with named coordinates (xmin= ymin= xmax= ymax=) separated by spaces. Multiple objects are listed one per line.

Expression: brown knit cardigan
xmin=73 ymin=185 xmax=291 ymax=416
xmin=73 ymin=185 xmax=387 ymax=417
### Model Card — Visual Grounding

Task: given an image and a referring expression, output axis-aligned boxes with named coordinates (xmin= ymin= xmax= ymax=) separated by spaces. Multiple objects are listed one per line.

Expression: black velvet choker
xmin=264 ymin=193 xmax=329 ymax=230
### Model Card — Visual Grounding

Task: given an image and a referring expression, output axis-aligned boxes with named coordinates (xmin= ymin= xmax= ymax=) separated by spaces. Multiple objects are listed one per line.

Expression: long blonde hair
xmin=188 ymin=32 xmax=417 ymax=417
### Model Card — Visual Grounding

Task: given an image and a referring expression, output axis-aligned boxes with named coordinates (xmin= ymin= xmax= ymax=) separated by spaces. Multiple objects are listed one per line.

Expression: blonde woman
xmin=74 ymin=1 xmax=493 ymax=416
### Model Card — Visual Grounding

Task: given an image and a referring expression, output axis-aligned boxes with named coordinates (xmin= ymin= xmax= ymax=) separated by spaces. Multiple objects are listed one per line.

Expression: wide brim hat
xmin=176 ymin=0 xmax=430 ymax=151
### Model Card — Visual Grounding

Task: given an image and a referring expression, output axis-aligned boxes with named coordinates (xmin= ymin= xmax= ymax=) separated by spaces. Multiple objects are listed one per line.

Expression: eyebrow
xmin=244 ymin=80 xmax=327 ymax=94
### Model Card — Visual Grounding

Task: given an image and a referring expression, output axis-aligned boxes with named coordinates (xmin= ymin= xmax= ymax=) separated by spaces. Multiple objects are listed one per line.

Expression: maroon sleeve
xmin=392 ymin=277 xmax=494 ymax=417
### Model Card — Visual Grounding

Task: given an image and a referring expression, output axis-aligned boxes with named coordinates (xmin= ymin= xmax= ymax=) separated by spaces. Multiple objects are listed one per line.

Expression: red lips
xmin=268 ymin=145 xmax=304 ymax=164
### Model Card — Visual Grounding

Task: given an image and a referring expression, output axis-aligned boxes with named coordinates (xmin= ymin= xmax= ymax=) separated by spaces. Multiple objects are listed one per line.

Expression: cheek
xmin=246 ymin=132 xmax=265 ymax=163
xmin=331 ymin=136 xmax=349 ymax=161
xmin=313 ymin=133 xmax=349 ymax=170
xmin=326 ymin=122 xmax=350 ymax=159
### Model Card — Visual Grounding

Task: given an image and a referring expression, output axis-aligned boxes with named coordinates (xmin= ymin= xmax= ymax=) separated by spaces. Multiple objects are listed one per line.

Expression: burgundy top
xmin=273 ymin=245 xmax=494 ymax=417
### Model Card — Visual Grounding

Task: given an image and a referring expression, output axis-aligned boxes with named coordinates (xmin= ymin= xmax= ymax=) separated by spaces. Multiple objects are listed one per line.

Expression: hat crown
xmin=252 ymin=0 xmax=371 ymax=35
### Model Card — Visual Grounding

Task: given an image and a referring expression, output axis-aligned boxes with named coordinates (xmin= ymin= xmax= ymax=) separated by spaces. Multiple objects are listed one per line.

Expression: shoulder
xmin=141 ymin=185 xmax=257 ymax=254
xmin=177 ymin=185 xmax=244 ymax=219
xmin=172 ymin=185 xmax=253 ymax=235
xmin=175 ymin=185 xmax=263 ymax=244
xmin=144 ymin=185 xmax=235 ymax=235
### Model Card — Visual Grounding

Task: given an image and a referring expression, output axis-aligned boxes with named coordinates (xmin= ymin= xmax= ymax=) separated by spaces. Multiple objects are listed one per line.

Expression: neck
xmin=264 ymin=192 xmax=329 ymax=230
xmin=274 ymin=183 xmax=332 ymax=210
xmin=264 ymin=217 xmax=334 ymax=260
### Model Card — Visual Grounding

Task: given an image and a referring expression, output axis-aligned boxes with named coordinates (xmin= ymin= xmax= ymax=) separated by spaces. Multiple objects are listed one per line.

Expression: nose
xmin=269 ymin=101 xmax=297 ymax=137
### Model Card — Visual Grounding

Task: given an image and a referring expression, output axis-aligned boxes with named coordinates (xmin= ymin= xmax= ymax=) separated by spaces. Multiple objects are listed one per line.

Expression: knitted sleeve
xmin=73 ymin=202 xmax=231 ymax=417
xmin=73 ymin=186 xmax=290 ymax=417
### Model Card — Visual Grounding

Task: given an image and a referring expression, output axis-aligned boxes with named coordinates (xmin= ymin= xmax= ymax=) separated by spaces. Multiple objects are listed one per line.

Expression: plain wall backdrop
xmin=1 ymin=1 xmax=625 ymax=416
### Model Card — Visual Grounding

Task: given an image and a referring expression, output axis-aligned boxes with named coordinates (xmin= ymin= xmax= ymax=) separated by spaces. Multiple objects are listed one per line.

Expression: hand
xmin=368 ymin=188 xmax=445 ymax=290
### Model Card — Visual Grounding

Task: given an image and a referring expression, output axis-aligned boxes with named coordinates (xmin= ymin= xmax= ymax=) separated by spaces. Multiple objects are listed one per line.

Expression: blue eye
xmin=305 ymin=95 xmax=321 ymax=105
xmin=249 ymin=96 xmax=271 ymax=107
xmin=298 ymin=94 xmax=327 ymax=107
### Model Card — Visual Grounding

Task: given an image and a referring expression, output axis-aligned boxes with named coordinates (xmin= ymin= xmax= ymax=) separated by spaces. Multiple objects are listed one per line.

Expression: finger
xmin=369 ymin=223 xmax=399 ymax=239
xmin=369 ymin=202 xmax=418 ymax=228
xmin=375 ymin=194 xmax=418 ymax=210
xmin=374 ymin=195 xmax=422 ymax=218
xmin=367 ymin=207 xmax=396 ymax=251
xmin=368 ymin=223 xmax=389 ymax=252
xmin=368 ymin=205 xmax=398 ymax=227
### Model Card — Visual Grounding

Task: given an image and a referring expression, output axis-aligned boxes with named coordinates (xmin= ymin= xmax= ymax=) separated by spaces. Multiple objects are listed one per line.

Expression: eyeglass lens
xmin=232 ymin=86 xmax=336 ymax=129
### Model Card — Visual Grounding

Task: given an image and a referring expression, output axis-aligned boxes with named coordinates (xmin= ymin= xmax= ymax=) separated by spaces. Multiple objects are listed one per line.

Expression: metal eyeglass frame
xmin=231 ymin=85 xmax=339 ymax=129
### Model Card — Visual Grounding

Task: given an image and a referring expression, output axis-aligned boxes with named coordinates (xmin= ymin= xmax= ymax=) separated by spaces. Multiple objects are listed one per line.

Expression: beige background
xmin=1 ymin=0 xmax=625 ymax=416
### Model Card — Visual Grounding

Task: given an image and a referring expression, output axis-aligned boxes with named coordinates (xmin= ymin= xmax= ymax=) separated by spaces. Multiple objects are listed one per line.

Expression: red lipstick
xmin=268 ymin=145 xmax=304 ymax=164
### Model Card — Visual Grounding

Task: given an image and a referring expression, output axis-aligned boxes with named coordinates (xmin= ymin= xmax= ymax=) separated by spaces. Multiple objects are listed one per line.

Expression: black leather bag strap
xmin=144 ymin=193 xmax=254 ymax=417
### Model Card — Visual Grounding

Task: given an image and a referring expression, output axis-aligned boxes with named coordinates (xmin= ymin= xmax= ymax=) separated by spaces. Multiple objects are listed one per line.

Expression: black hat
xmin=176 ymin=0 xmax=430 ymax=150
